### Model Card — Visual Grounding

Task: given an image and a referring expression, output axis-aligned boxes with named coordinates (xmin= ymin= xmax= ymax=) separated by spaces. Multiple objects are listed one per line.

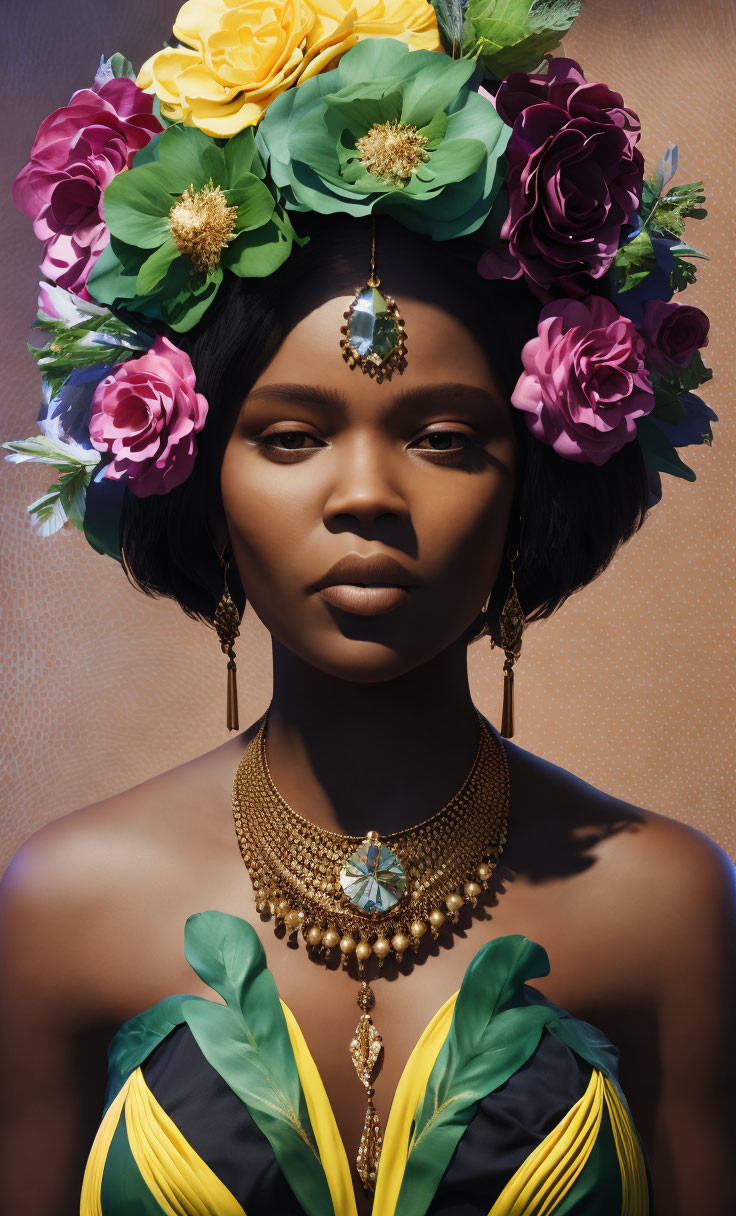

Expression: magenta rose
xmin=478 ymin=58 xmax=644 ymax=300
xmin=638 ymin=299 xmax=710 ymax=376
xmin=12 ymin=77 xmax=161 ymax=299
xmin=88 ymin=336 xmax=208 ymax=496
xmin=511 ymin=295 xmax=654 ymax=464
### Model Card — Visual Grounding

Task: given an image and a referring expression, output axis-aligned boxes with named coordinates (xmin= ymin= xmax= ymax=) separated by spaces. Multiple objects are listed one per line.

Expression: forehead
xmin=250 ymin=290 xmax=508 ymax=419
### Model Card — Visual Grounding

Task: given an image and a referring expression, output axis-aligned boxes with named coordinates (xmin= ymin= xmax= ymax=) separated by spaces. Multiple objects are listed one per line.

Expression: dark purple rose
xmin=478 ymin=57 xmax=645 ymax=301
xmin=638 ymin=299 xmax=710 ymax=375
xmin=12 ymin=78 xmax=162 ymax=299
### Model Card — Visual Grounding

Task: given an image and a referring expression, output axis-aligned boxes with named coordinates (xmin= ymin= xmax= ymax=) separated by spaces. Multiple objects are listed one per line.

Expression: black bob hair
xmin=119 ymin=213 xmax=653 ymax=645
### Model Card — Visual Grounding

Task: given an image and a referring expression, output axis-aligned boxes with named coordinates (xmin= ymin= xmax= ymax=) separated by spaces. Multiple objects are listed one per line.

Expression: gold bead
xmin=322 ymin=927 xmax=340 ymax=949
xmin=428 ymin=909 xmax=445 ymax=928
xmin=340 ymin=935 xmax=356 ymax=955
xmin=372 ymin=937 xmax=390 ymax=958
xmin=391 ymin=932 xmax=410 ymax=955
xmin=365 ymin=830 xmax=380 ymax=843
xmin=464 ymin=882 xmax=481 ymax=900
xmin=356 ymin=941 xmax=372 ymax=962
xmin=477 ymin=863 xmax=491 ymax=881
xmin=306 ymin=926 xmax=323 ymax=947
xmin=410 ymin=919 xmax=427 ymax=938
xmin=276 ymin=899 xmax=291 ymax=918
xmin=446 ymin=893 xmax=464 ymax=913
xmin=285 ymin=909 xmax=302 ymax=930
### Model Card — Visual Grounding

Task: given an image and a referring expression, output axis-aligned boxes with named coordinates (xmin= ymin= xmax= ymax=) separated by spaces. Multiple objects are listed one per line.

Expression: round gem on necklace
xmin=339 ymin=833 xmax=407 ymax=915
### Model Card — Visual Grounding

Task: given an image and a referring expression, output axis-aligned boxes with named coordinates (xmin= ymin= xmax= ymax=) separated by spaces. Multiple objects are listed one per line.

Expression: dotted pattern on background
xmin=1 ymin=0 xmax=734 ymax=872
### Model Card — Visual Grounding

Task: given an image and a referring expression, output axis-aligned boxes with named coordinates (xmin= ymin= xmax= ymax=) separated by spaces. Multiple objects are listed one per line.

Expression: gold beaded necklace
xmin=231 ymin=705 xmax=510 ymax=1191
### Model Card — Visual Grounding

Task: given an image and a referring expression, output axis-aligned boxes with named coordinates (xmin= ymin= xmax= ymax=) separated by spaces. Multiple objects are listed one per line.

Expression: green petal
xmin=162 ymin=265 xmax=222 ymax=332
xmin=400 ymin=56 xmax=476 ymax=128
xmin=135 ymin=237 xmax=181 ymax=296
xmin=325 ymin=85 xmax=404 ymax=136
xmin=156 ymin=122 xmax=226 ymax=192
xmin=228 ymin=177 xmax=276 ymax=233
xmin=223 ymin=127 xmax=259 ymax=187
xmin=103 ymin=165 xmax=174 ymax=247
xmin=334 ymin=35 xmax=410 ymax=81
xmin=224 ymin=215 xmax=294 ymax=278
xmin=85 ymin=238 xmax=140 ymax=306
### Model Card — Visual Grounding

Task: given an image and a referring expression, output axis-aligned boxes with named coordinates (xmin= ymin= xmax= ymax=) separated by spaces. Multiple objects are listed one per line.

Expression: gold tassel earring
xmin=214 ymin=545 xmax=241 ymax=732
xmin=488 ymin=549 xmax=524 ymax=739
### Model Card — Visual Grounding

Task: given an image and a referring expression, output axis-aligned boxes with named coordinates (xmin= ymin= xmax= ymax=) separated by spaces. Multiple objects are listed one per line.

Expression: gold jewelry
xmin=213 ymin=544 xmax=240 ymax=731
xmin=339 ymin=215 xmax=407 ymax=382
xmin=231 ymin=705 xmax=509 ymax=1191
xmin=489 ymin=549 xmax=524 ymax=739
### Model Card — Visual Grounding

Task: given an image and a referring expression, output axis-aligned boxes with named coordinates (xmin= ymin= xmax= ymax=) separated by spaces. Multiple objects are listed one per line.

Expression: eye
xmin=413 ymin=430 xmax=474 ymax=453
xmin=254 ymin=429 xmax=325 ymax=456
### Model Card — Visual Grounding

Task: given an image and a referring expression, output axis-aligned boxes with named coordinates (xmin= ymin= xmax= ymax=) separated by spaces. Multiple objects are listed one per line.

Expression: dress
xmin=80 ymin=909 xmax=653 ymax=1216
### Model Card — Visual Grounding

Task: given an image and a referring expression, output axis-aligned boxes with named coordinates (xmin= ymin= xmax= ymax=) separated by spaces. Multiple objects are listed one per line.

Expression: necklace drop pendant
xmin=351 ymin=980 xmax=383 ymax=1191
xmin=340 ymin=830 xmax=407 ymax=916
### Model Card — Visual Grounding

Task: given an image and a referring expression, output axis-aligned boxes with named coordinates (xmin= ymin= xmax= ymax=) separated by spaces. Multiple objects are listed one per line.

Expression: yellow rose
xmin=137 ymin=0 xmax=441 ymax=137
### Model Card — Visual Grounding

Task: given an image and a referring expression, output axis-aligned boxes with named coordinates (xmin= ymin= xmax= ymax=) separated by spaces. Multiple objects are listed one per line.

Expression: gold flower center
xmin=355 ymin=120 xmax=430 ymax=188
xmin=168 ymin=179 xmax=238 ymax=273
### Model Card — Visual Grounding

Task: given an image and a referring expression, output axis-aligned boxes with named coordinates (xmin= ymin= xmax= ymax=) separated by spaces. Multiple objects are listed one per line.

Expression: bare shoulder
xmin=501 ymin=729 xmax=736 ymax=981
xmin=0 ymin=717 xmax=264 ymax=1020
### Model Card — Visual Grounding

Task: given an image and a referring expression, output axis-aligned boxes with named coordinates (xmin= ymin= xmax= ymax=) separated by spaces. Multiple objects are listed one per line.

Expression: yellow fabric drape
xmin=488 ymin=1068 xmax=606 ymax=1216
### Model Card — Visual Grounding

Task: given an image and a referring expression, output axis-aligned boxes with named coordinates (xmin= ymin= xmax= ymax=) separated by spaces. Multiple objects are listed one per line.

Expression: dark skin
xmin=1 ymin=259 xmax=735 ymax=1216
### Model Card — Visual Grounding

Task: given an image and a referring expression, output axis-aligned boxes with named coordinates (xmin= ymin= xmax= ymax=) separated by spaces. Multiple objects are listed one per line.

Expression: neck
xmin=263 ymin=636 xmax=483 ymax=836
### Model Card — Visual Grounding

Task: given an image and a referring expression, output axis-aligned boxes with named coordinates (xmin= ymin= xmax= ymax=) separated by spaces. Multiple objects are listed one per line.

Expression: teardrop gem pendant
xmin=340 ymin=277 xmax=407 ymax=383
xmin=350 ymin=980 xmax=384 ymax=1190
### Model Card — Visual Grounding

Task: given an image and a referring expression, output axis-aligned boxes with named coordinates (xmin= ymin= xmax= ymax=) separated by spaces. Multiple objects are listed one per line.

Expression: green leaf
xmin=649 ymin=377 xmax=685 ymax=424
xmin=136 ymin=236 xmax=181 ymax=295
xmin=431 ymin=0 xmax=470 ymax=57
xmin=396 ymin=934 xmax=622 ymax=1216
xmin=635 ymin=415 xmax=696 ymax=481
xmin=104 ymin=911 xmax=335 ymax=1216
xmin=107 ymin=52 xmax=136 ymax=80
xmin=463 ymin=0 xmax=580 ymax=77
xmin=670 ymin=258 xmax=698 ymax=292
xmin=610 ymin=228 xmax=655 ymax=294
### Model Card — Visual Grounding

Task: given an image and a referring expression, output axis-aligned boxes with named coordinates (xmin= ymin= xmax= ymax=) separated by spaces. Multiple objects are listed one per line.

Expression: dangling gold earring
xmin=213 ymin=544 xmax=241 ymax=732
xmin=488 ymin=548 xmax=524 ymax=738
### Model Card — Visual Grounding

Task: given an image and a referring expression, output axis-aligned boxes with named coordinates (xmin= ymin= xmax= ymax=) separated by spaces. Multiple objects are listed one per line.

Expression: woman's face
xmin=220 ymin=275 xmax=518 ymax=682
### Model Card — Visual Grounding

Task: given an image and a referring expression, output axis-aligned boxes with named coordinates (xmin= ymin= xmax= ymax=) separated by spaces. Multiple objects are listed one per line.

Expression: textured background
xmin=2 ymin=0 xmax=734 ymax=871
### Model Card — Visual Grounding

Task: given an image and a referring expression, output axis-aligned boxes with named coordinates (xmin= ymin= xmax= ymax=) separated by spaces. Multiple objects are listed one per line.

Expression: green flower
xmin=256 ymin=37 xmax=511 ymax=241
xmin=87 ymin=124 xmax=297 ymax=332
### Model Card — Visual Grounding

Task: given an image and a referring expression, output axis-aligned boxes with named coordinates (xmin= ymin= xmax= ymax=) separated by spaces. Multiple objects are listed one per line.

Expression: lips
xmin=314 ymin=553 xmax=418 ymax=590
xmin=314 ymin=553 xmax=418 ymax=616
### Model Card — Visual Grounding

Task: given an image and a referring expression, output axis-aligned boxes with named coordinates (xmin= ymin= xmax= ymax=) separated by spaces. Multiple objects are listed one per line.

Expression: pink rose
xmin=638 ymin=299 xmax=710 ymax=376
xmin=12 ymin=78 xmax=161 ymax=299
xmin=511 ymin=296 xmax=655 ymax=464
xmin=88 ymin=336 xmax=208 ymax=496
xmin=479 ymin=58 xmax=644 ymax=300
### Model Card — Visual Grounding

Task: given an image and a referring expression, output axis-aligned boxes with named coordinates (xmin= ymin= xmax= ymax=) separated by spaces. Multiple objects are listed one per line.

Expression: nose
xmin=323 ymin=432 xmax=409 ymax=529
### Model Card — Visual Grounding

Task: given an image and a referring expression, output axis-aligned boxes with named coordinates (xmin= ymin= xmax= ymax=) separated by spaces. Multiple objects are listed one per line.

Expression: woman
xmin=1 ymin=7 xmax=734 ymax=1215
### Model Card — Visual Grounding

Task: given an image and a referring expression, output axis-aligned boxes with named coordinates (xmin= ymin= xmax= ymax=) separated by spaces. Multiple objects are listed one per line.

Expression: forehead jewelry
xmin=339 ymin=215 xmax=408 ymax=383
xmin=231 ymin=704 xmax=509 ymax=1191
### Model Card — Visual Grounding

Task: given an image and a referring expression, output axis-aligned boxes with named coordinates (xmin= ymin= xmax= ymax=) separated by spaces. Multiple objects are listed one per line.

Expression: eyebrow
xmin=243 ymin=382 xmax=507 ymax=418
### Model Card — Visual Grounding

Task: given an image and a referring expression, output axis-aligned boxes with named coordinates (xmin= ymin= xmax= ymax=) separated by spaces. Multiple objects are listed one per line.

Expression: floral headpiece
xmin=5 ymin=0 xmax=716 ymax=563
